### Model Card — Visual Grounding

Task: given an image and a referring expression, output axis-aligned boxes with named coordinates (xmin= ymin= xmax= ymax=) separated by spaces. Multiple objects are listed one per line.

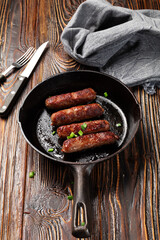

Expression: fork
xmin=0 ymin=47 xmax=36 ymax=81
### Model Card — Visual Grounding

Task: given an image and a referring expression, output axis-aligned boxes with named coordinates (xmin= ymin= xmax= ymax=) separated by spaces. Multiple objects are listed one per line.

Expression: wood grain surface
xmin=0 ymin=0 xmax=159 ymax=239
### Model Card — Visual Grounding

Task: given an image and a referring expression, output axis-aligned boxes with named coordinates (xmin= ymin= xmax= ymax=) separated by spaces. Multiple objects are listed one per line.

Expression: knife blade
xmin=0 ymin=41 xmax=49 ymax=117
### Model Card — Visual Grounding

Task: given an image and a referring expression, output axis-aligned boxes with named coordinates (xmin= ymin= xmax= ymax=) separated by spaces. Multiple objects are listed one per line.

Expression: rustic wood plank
xmin=0 ymin=0 xmax=159 ymax=239
xmin=0 ymin=1 xmax=30 ymax=240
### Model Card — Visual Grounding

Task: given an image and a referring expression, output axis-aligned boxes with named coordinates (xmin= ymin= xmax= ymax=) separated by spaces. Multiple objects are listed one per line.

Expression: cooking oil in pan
xmin=96 ymin=96 xmax=127 ymax=147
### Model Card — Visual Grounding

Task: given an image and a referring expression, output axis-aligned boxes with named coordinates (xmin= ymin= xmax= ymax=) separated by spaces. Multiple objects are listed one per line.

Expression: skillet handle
xmin=71 ymin=164 xmax=94 ymax=238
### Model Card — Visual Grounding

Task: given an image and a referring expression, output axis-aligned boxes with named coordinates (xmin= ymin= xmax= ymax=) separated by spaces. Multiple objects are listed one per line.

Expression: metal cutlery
xmin=0 ymin=47 xmax=36 ymax=81
xmin=0 ymin=41 xmax=49 ymax=117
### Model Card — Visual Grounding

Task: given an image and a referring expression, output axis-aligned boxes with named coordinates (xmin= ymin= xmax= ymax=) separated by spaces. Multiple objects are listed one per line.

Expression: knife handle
xmin=0 ymin=73 xmax=6 ymax=82
xmin=0 ymin=76 xmax=28 ymax=117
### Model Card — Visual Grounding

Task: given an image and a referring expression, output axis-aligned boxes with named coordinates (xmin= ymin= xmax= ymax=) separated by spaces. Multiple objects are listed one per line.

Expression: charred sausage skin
xmin=45 ymin=88 xmax=96 ymax=110
xmin=57 ymin=120 xmax=110 ymax=138
xmin=62 ymin=131 xmax=119 ymax=153
xmin=51 ymin=103 xmax=104 ymax=126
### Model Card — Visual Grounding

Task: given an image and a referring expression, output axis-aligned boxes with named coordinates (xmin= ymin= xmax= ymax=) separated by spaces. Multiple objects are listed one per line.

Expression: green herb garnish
xmin=67 ymin=195 xmax=73 ymax=200
xmin=78 ymin=130 xmax=83 ymax=136
xmin=70 ymin=132 xmax=75 ymax=138
xmin=104 ymin=92 xmax=108 ymax=97
xmin=81 ymin=123 xmax=87 ymax=130
xmin=71 ymin=181 xmax=74 ymax=185
xmin=29 ymin=171 xmax=35 ymax=178
xmin=48 ymin=148 xmax=54 ymax=152
xmin=67 ymin=132 xmax=77 ymax=139
xmin=81 ymin=222 xmax=85 ymax=226
xmin=116 ymin=123 xmax=121 ymax=127
xmin=52 ymin=131 xmax=56 ymax=135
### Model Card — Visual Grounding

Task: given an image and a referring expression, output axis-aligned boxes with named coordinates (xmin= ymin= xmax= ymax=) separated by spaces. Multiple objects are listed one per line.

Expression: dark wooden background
xmin=0 ymin=0 xmax=159 ymax=239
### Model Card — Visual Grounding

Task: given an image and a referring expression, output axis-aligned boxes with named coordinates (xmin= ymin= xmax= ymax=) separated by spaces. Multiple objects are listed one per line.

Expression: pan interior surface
xmin=19 ymin=71 xmax=141 ymax=164
xmin=35 ymin=95 xmax=127 ymax=163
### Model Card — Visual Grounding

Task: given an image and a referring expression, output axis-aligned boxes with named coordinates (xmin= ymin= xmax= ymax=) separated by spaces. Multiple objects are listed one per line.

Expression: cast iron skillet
xmin=18 ymin=70 xmax=141 ymax=238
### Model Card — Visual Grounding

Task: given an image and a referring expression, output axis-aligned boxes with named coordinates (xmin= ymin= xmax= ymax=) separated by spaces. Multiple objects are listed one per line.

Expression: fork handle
xmin=1 ymin=65 xmax=15 ymax=78
xmin=0 ymin=76 xmax=28 ymax=117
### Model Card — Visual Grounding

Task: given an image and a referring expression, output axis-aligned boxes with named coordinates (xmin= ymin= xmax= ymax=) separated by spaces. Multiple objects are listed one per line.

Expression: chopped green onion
xmin=48 ymin=148 xmax=54 ymax=152
xmin=70 ymin=132 xmax=75 ymax=138
xmin=67 ymin=132 xmax=77 ymax=139
xmin=52 ymin=131 xmax=56 ymax=135
xmin=78 ymin=130 xmax=83 ymax=136
xmin=104 ymin=92 xmax=108 ymax=97
xmin=29 ymin=171 xmax=35 ymax=178
xmin=81 ymin=123 xmax=87 ymax=130
xmin=81 ymin=222 xmax=85 ymax=226
xmin=67 ymin=195 xmax=73 ymax=200
xmin=116 ymin=123 xmax=121 ymax=127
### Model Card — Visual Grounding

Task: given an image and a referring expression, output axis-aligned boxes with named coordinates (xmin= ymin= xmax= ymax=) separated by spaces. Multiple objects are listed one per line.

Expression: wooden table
xmin=0 ymin=0 xmax=159 ymax=239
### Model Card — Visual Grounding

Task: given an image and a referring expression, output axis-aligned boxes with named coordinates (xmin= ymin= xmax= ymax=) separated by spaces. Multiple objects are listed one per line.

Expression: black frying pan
xmin=18 ymin=70 xmax=141 ymax=238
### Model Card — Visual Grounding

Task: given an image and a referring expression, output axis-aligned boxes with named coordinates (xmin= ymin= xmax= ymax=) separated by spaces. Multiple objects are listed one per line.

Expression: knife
xmin=0 ymin=41 xmax=49 ymax=117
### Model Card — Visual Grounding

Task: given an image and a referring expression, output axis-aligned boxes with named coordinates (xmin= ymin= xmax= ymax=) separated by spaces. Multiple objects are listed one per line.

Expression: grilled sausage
xmin=51 ymin=103 xmax=104 ymax=126
xmin=57 ymin=120 xmax=110 ymax=138
xmin=62 ymin=131 xmax=119 ymax=153
xmin=45 ymin=88 xmax=96 ymax=110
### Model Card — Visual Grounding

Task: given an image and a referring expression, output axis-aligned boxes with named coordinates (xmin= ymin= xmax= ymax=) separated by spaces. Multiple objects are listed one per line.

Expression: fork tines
xmin=15 ymin=47 xmax=36 ymax=66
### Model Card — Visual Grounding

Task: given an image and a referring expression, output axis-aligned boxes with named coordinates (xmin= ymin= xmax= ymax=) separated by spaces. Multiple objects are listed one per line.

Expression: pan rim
xmin=18 ymin=70 xmax=142 ymax=165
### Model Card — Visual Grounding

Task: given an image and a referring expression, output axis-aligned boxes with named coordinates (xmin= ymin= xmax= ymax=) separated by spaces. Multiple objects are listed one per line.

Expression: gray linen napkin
xmin=61 ymin=0 xmax=160 ymax=94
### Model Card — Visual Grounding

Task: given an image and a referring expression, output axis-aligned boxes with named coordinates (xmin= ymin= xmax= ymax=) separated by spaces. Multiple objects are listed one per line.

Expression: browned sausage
xmin=51 ymin=103 xmax=104 ymax=126
xmin=45 ymin=88 xmax=96 ymax=110
xmin=57 ymin=120 xmax=110 ymax=138
xmin=61 ymin=131 xmax=119 ymax=153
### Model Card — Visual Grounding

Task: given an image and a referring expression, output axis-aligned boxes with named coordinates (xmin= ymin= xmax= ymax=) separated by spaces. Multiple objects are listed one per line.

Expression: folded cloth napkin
xmin=61 ymin=0 xmax=160 ymax=94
